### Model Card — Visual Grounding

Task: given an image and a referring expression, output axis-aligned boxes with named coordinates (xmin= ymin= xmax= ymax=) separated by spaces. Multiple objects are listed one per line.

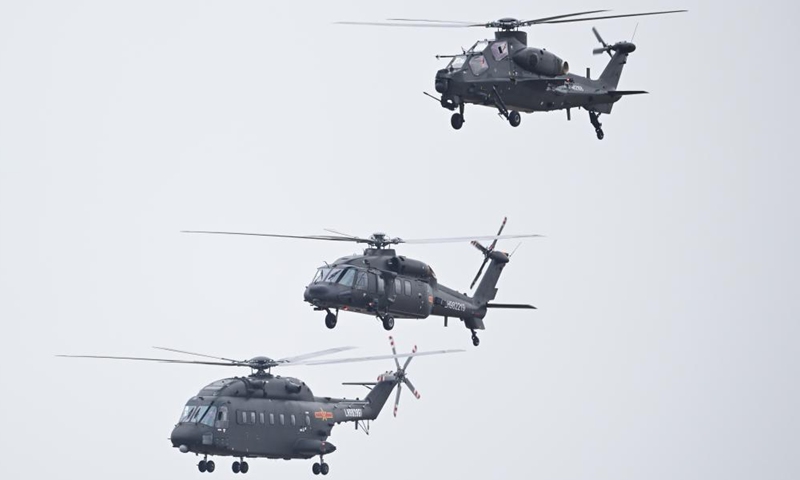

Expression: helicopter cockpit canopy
xmin=179 ymin=403 xmax=217 ymax=427
xmin=447 ymin=55 xmax=467 ymax=71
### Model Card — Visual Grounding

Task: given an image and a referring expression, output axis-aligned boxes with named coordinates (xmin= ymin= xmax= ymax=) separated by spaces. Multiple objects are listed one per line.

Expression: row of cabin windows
xmin=237 ymin=410 xmax=311 ymax=427
xmin=395 ymin=279 xmax=413 ymax=296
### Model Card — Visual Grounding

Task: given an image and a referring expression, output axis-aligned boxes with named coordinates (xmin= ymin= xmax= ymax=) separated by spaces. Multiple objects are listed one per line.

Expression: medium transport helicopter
xmin=185 ymin=218 xmax=539 ymax=346
xmin=59 ymin=339 xmax=461 ymax=475
xmin=338 ymin=9 xmax=687 ymax=138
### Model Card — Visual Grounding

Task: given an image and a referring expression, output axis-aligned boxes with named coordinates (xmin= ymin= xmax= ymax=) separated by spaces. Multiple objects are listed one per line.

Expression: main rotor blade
xmin=334 ymin=21 xmax=475 ymax=28
xmin=182 ymin=230 xmax=367 ymax=243
xmin=277 ymin=346 xmax=358 ymax=364
xmin=387 ymin=18 xmax=480 ymax=25
xmin=403 ymin=233 xmax=543 ymax=245
xmin=521 ymin=10 xmax=610 ymax=26
xmin=152 ymin=346 xmax=240 ymax=363
xmin=56 ymin=354 xmax=241 ymax=367
xmin=284 ymin=349 xmax=464 ymax=367
xmin=537 ymin=10 xmax=687 ymax=25
xmin=323 ymin=228 xmax=360 ymax=239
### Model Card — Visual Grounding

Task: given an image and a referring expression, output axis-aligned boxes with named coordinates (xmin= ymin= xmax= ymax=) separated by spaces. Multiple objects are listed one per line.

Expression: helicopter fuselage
xmin=170 ymin=373 xmax=395 ymax=461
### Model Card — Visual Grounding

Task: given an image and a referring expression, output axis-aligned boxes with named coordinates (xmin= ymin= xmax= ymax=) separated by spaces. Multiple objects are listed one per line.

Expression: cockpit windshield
xmin=180 ymin=404 xmax=216 ymax=427
xmin=447 ymin=55 xmax=467 ymax=70
xmin=469 ymin=40 xmax=489 ymax=53
xmin=314 ymin=267 xmax=359 ymax=286
xmin=311 ymin=267 xmax=331 ymax=284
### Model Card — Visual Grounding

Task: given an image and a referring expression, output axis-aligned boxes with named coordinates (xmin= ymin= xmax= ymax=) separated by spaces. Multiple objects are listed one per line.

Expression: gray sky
xmin=1 ymin=1 xmax=798 ymax=479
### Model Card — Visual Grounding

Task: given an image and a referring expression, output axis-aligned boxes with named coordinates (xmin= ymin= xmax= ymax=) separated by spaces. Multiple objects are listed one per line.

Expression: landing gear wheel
xmin=232 ymin=461 xmax=240 ymax=474
xmin=240 ymin=462 xmax=249 ymax=474
xmin=324 ymin=311 xmax=337 ymax=329
xmin=206 ymin=460 xmax=215 ymax=473
xmin=320 ymin=463 xmax=330 ymax=475
xmin=508 ymin=110 xmax=521 ymax=127
xmin=471 ymin=334 xmax=480 ymax=347
xmin=382 ymin=315 xmax=395 ymax=331
xmin=450 ymin=113 xmax=464 ymax=130
xmin=199 ymin=461 xmax=207 ymax=473
xmin=595 ymin=128 xmax=604 ymax=140
xmin=312 ymin=462 xmax=321 ymax=475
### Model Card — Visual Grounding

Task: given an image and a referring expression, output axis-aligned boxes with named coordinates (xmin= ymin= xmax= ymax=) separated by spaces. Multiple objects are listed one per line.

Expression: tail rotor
xmin=386 ymin=337 xmax=421 ymax=417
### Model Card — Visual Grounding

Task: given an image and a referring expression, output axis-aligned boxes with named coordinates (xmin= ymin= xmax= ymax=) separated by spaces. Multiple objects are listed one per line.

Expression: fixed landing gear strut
xmin=470 ymin=329 xmax=480 ymax=347
xmin=324 ymin=309 xmax=337 ymax=329
xmin=198 ymin=456 xmax=216 ymax=473
xmin=450 ymin=103 xmax=465 ymax=130
xmin=589 ymin=110 xmax=604 ymax=140
xmin=491 ymin=86 xmax=521 ymax=127
xmin=232 ymin=458 xmax=249 ymax=474
xmin=312 ymin=456 xmax=330 ymax=475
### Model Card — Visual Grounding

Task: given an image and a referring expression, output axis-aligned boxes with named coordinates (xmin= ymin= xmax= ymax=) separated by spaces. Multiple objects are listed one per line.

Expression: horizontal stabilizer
xmin=607 ymin=90 xmax=648 ymax=96
xmin=486 ymin=303 xmax=537 ymax=309
xmin=342 ymin=382 xmax=379 ymax=386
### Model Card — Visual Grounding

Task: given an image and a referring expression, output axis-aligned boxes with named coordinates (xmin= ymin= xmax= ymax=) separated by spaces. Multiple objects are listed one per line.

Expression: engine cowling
xmin=513 ymin=48 xmax=569 ymax=76
xmin=387 ymin=256 xmax=433 ymax=278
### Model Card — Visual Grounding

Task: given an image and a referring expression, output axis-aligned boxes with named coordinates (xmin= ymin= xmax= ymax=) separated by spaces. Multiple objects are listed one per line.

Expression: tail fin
xmin=473 ymin=251 xmax=509 ymax=305
xmin=599 ymin=49 xmax=629 ymax=91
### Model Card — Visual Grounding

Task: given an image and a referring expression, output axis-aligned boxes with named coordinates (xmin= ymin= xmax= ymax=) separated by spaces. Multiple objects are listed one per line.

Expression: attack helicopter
xmin=338 ymin=9 xmax=687 ymax=138
xmin=59 ymin=339 xmax=461 ymax=476
xmin=185 ymin=218 xmax=539 ymax=346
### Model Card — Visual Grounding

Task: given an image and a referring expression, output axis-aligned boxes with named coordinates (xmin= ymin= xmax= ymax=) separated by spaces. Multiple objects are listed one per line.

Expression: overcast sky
xmin=1 ymin=1 xmax=798 ymax=479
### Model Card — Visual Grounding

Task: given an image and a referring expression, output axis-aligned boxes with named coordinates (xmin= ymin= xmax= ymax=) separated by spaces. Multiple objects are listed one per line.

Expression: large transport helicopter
xmin=185 ymin=218 xmax=539 ymax=346
xmin=59 ymin=339 xmax=461 ymax=475
xmin=338 ymin=9 xmax=686 ymax=138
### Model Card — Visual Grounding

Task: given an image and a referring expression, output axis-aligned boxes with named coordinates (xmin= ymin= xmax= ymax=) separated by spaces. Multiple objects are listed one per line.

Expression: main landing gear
xmin=312 ymin=456 xmax=330 ymax=475
xmin=198 ymin=456 xmax=216 ymax=473
xmin=378 ymin=313 xmax=395 ymax=331
xmin=470 ymin=329 xmax=480 ymax=347
xmin=324 ymin=309 xmax=337 ymax=329
xmin=232 ymin=458 xmax=249 ymax=474
xmin=491 ymin=86 xmax=521 ymax=128
xmin=589 ymin=110 xmax=605 ymax=140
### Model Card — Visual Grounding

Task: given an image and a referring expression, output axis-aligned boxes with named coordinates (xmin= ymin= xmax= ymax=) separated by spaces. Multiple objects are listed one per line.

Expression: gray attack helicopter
xmin=338 ymin=9 xmax=686 ymax=138
xmin=59 ymin=339 xmax=462 ymax=475
xmin=185 ymin=218 xmax=539 ymax=346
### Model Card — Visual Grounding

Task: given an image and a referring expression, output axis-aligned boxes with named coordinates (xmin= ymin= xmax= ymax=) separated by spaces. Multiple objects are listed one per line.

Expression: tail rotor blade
xmin=488 ymin=216 xmax=507 ymax=252
xmin=592 ymin=26 xmax=607 ymax=46
xmin=389 ymin=336 xmax=401 ymax=371
xmin=401 ymin=345 xmax=417 ymax=371
xmin=393 ymin=382 xmax=403 ymax=417
xmin=470 ymin=257 xmax=489 ymax=289
xmin=403 ymin=378 xmax=421 ymax=399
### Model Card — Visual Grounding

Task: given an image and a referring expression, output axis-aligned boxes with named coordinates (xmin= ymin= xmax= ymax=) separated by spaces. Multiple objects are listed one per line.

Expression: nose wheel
xmin=589 ymin=111 xmax=604 ymax=140
xmin=450 ymin=103 xmax=465 ymax=130
xmin=470 ymin=329 xmax=480 ymax=347
xmin=198 ymin=457 xmax=215 ymax=473
xmin=324 ymin=310 xmax=338 ymax=329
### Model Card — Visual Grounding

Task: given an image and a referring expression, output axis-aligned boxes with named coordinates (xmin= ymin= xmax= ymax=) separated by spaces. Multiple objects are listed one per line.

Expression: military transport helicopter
xmin=59 ymin=339 xmax=461 ymax=475
xmin=185 ymin=218 xmax=538 ymax=346
xmin=338 ymin=9 xmax=686 ymax=138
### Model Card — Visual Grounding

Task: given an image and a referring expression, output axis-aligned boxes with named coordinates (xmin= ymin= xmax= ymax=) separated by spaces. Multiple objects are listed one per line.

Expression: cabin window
xmin=259 ymin=412 xmax=265 ymax=425
xmin=269 ymin=413 xmax=275 ymax=425
xmin=238 ymin=410 xmax=247 ymax=425
xmin=395 ymin=280 xmax=402 ymax=295
xmin=469 ymin=55 xmax=489 ymax=76
xmin=280 ymin=414 xmax=285 ymax=426
xmin=291 ymin=414 xmax=296 ymax=426
xmin=355 ymin=271 xmax=369 ymax=290
xmin=250 ymin=412 xmax=256 ymax=424
xmin=305 ymin=415 xmax=311 ymax=426
xmin=404 ymin=280 xmax=412 ymax=296
xmin=376 ymin=276 xmax=385 ymax=294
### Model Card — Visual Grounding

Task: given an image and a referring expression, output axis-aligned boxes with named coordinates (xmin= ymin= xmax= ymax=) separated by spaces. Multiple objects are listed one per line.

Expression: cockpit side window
xmin=470 ymin=40 xmax=489 ymax=53
xmin=469 ymin=55 xmax=489 ymax=76
xmin=200 ymin=406 xmax=217 ymax=427
xmin=337 ymin=268 xmax=356 ymax=286
xmin=491 ymin=41 xmax=509 ymax=61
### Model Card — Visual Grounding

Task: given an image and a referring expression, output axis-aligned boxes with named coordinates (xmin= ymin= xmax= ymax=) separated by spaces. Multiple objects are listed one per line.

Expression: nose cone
xmin=435 ymin=72 xmax=449 ymax=94
xmin=171 ymin=424 xmax=202 ymax=449
xmin=305 ymin=284 xmax=331 ymax=304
